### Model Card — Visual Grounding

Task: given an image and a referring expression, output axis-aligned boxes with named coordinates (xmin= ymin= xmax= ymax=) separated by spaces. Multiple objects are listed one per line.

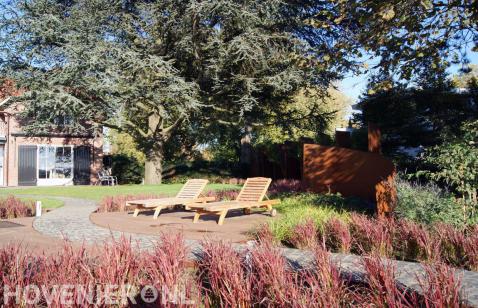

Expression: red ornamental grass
xmin=248 ymin=242 xmax=300 ymax=307
xmin=419 ymin=261 xmax=465 ymax=307
xmin=434 ymin=223 xmax=466 ymax=268
xmin=146 ymin=233 xmax=188 ymax=289
xmin=324 ymin=217 xmax=352 ymax=253
xmin=464 ymin=225 xmax=478 ymax=271
xmin=253 ymin=223 xmax=277 ymax=246
xmin=269 ymin=179 xmax=302 ymax=196
xmin=93 ymin=237 xmax=148 ymax=306
xmin=289 ymin=218 xmax=318 ymax=249
xmin=397 ymin=220 xmax=441 ymax=263
xmin=144 ymin=233 xmax=198 ymax=307
xmin=349 ymin=214 xmax=394 ymax=257
xmin=198 ymin=241 xmax=251 ymax=308
xmin=33 ymin=244 xmax=96 ymax=306
xmin=95 ymin=237 xmax=142 ymax=284
xmin=302 ymin=245 xmax=352 ymax=307
xmin=205 ymin=189 xmax=239 ymax=201
xmin=0 ymin=245 xmax=38 ymax=306
xmin=0 ymin=195 xmax=34 ymax=218
xmin=361 ymin=254 xmax=418 ymax=308
xmin=98 ymin=194 xmax=165 ymax=212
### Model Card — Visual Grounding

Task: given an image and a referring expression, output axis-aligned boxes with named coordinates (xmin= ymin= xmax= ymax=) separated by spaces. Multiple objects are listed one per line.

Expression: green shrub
xmin=395 ymin=177 xmax=467 ymax=226
xmin=162 ymin=160 xmax=234 ymax=184
xmin=266 ymin=194 xmax=350 ymax=243
xmin=420 ymin=120 xmax=478 ymax=207
xmin=111 ymin=154 xmax=144 ymax=184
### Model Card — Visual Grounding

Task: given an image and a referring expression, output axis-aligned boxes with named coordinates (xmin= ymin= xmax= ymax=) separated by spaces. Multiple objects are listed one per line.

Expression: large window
xmin=38 ymin=146 xmax=73 ymax=179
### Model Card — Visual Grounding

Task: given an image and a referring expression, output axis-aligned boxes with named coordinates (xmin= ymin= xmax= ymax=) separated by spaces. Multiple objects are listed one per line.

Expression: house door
xmin=73 ymin=146 xmax=91 ymax=185
xmin=0 ymin=146 xmax=4 ymax=186
xmin=18 ymin=145 xmax=37 ymax=186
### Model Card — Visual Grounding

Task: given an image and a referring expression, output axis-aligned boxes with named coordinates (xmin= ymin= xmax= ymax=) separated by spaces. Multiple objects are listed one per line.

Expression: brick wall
xmin=1 ymin=103 xmax=103 ymax=186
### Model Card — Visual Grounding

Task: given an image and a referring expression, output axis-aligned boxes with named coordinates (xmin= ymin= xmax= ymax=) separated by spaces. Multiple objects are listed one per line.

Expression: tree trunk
xmin=240 ymin=123 xmax=253 ymax=178
xmin=144 ymin=113 xmax=163 ymax=184
xmin=144 ymin=147 xmax=163 ymax=184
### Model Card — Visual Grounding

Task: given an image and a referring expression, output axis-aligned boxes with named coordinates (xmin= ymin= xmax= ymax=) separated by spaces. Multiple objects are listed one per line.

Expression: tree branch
xmin=123 ymin=120 xmax=150 ymax=138
xmin=100 ymin=121 xmax=123 ymax=131
xmin=163 ymin=116 xmax=185 ymax=137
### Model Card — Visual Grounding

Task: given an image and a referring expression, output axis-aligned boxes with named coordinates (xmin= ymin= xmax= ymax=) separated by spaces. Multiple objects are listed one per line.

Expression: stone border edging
xmin=31 ymin=196 xmax=478 ymax=307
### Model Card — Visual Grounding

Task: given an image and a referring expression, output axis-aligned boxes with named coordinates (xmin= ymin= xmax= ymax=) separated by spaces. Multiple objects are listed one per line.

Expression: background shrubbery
xmin=394 ymin=177 xmax=469 ymax=226
xmin=111 ymin=154 xmax=144 ymax=185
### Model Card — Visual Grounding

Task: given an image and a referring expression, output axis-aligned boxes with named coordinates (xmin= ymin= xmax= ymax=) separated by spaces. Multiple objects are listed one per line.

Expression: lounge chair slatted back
xmin=175 ymin=179 xmax=209 ymax=199
xmin=236 ymin=177 xmax=272 ymax=202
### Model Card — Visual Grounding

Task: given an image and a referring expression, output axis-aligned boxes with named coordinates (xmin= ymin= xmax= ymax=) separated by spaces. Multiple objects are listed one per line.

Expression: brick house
xmin=0 ymin=91 xmax=103 ymax=186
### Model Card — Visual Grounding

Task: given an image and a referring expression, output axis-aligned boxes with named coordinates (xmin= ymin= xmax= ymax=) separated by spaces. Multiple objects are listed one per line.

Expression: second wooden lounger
xmin=188 ymin=177 xmax=280 ymax=225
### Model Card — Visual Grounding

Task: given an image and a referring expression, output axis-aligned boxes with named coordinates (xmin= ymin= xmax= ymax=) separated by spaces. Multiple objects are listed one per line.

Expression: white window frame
xmin=36 ymin=145 xmax=74 ymax=186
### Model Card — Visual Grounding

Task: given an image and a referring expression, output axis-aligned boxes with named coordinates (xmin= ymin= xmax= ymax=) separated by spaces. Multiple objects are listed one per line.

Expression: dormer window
xmin=53 ymin=115 xmax=73 ymax=127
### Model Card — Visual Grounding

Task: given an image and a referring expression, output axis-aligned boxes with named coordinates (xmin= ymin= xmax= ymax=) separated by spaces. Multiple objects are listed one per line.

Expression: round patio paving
xmin=90 ymin=207 xmax=271 ymax=243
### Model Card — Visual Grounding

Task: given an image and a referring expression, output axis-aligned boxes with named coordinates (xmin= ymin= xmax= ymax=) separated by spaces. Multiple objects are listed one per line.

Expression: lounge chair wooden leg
xmin=217 ymin=210 xmax=228 ymax=226
xmin=193 ymin=212 xmax=202 ymax=223
xmin=133 ymin=208 xmax=140 ymax=217
xmin=153 ymin=207 xmax=162 ymax=219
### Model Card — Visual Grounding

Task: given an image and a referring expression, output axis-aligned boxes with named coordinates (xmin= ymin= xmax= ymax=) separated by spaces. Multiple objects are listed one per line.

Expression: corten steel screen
xmin=302 ymin=144 xmax=395 ymax=201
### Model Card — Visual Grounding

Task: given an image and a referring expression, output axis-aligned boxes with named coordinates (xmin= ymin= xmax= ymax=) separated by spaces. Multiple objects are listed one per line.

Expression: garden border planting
xmin=28 ymin=196 xmax=478 ymax=307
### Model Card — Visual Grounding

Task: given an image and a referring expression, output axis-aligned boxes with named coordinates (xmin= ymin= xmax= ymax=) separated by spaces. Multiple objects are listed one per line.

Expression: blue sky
xmin=339 ymin=51 xmax=478 ymax=104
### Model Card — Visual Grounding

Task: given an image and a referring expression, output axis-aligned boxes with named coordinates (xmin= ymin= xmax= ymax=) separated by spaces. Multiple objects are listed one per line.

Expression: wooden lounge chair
xmin=126 ymin=179 xmax=214 ymax=219
xmin=188 ymin=177 xmax=280 ymax=225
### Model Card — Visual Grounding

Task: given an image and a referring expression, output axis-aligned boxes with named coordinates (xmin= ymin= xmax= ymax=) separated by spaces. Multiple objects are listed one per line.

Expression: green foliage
xmin=266 ymin=193 xmax=368 ymax=242
xmin=2 ymin=0 xmax=476 ymax=182
xmin=253 ymin=87 xmax=352 ymax=146
xmin=162 ymin=160 xmax=235 ymax=184
xmin=453 ymin=65 xmax=478 ymax=88
xmin=109 ymin=131 xmax=146 ymax=166
xmin=328 ymin=1 xmax=477 ymax=82
xmin=111 ymin=154 xmax=144 ymax=185
xmin=420 ymin=120 xmax=478 ymax=207
xmin=394 ymin=177 xmax=469 ymax=227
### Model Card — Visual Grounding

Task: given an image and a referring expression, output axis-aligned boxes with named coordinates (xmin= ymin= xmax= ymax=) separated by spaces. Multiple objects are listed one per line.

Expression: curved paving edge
xmin=32 ymin=197 xmax=478 ymax=307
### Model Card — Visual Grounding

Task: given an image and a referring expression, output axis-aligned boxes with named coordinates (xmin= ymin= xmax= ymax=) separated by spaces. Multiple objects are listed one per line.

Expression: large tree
xmin=0 ymin=0 xmax=357 ymax=183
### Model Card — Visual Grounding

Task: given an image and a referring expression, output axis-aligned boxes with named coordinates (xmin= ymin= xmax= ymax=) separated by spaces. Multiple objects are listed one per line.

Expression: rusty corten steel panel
xmin=302 ymin=144 xmax=396 ymax=214
xmin=368 ymin=122 xmax=381 ymax=154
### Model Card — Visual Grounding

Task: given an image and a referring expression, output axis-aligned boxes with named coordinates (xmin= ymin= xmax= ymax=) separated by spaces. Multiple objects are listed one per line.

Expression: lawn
xmin=22 ymin=197 xmax=65 ymax=209
xmin=264 ymin=193 xmax=357 ymax=242
xmin=0 ymin=184 xmax=238 ymax=202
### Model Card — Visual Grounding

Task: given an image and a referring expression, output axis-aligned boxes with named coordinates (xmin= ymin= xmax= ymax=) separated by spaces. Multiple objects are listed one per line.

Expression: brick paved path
xmin=33 ymin=197 xmax=198 ymax=250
